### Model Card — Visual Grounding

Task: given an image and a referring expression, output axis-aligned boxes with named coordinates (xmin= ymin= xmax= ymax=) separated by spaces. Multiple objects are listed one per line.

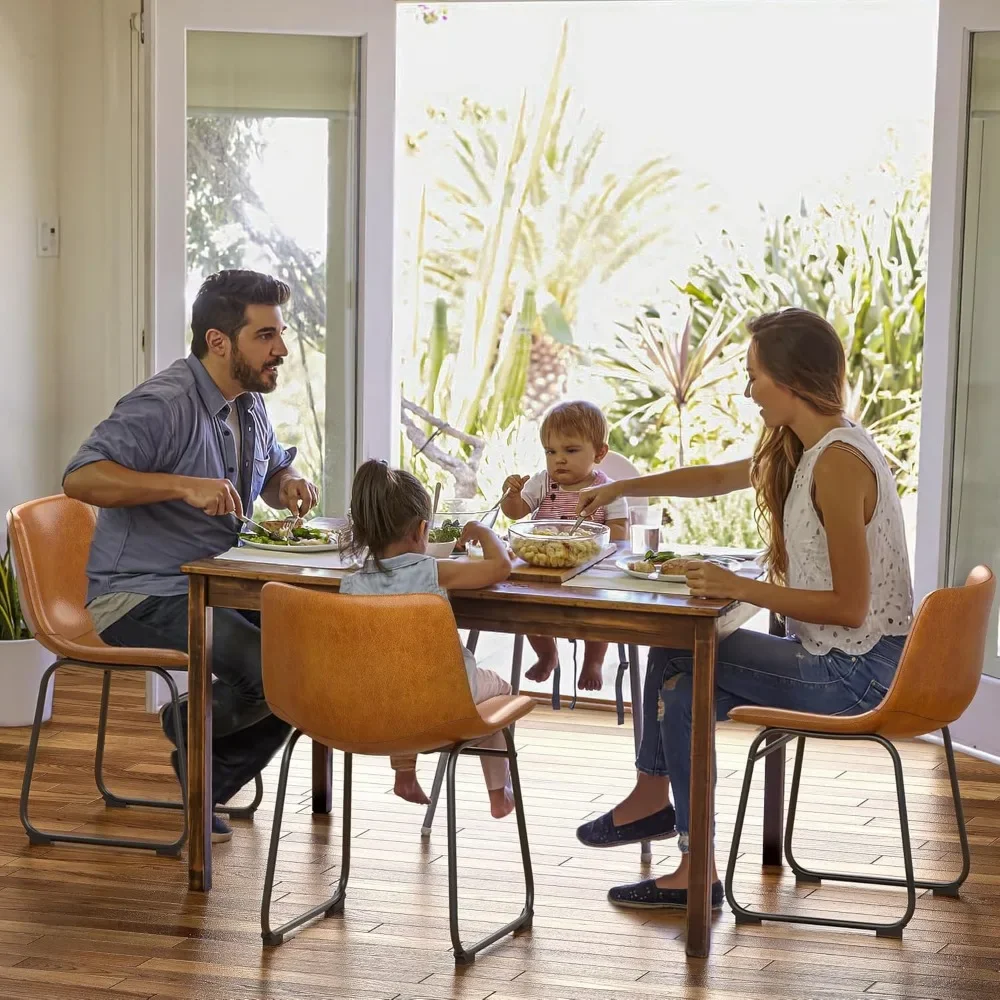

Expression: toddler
xmin=501 ymin=400 xmax=628 ymax=690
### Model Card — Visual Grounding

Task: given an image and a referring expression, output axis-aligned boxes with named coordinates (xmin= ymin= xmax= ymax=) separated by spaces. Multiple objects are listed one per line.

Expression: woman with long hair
xmin=574 ymin=308 xmax=913 ymax=909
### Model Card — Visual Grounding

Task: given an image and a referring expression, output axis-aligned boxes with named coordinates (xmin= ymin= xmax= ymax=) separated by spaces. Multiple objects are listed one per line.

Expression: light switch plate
xmin=37 ymin=218 xmax=60 ymax=257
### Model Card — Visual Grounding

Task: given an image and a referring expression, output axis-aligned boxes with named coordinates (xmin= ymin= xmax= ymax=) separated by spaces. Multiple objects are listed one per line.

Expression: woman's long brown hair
xmin=747 ymin=310 xmax=846 ymax=583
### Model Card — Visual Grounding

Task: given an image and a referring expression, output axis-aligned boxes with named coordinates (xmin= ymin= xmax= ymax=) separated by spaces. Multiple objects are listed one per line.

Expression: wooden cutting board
xmin=508 ymin=544 xmax=618 ymax=584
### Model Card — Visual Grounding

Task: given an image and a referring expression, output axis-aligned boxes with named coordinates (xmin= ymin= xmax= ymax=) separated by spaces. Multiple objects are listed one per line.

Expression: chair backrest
xmin=600 ymin=451 xmax=646 ymax=514
xmin=7 ymin=495 xmax=98 ymax=654
xmin=260 ymin=583 xmax=485 ymax=754
xmin=871 ymin=565 xmax=995 ymax=738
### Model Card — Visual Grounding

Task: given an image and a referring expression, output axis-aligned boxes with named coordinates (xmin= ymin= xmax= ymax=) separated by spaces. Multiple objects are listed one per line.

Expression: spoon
xmin=431 ymin=482 xmax=442 ymax=526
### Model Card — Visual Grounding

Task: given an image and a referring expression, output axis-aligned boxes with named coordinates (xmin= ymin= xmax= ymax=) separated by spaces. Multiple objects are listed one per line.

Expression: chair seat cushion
xmin=728 ymin=704 xmax=946 ymax=739
xmin=52 ymin=631 xmax=188 ymax=670
xmin=282 ymin=694 xmax=536 ymax=756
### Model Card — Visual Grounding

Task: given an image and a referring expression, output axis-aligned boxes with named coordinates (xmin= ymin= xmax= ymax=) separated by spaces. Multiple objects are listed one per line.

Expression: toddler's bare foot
xmin=489 ymin=782 xmax=515 ymax=819
xmin=393 ymin=770 xmax=430 ymax=805
xmin=525 ymin=654 xmax=558 ymax=684
xmin=579 ymin=659 xmax=604 ymax=691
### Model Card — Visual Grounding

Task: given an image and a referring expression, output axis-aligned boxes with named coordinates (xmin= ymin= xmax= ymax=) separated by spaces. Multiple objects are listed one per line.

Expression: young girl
xmin=340 ymin=460 xmax=515 ymax=818
xmin=501 ymin=400 xmax=629 ymax=691
xmin=574 ymin=309 xmax=913 ymax=909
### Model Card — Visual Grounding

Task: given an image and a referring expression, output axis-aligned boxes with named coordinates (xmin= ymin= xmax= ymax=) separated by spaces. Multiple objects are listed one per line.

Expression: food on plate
xmin=509 ymin=525 xmax=603 ymax=568
xmin=246 ymin=519 xmax=337 ymax=548
xmin=428 ymin=518 xmax=462 ymax=544
xmin=627 ymin=549 xmax=708 ymax=576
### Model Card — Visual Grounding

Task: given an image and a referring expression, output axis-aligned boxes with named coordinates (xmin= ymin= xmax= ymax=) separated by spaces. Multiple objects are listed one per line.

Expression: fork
xmin=232 ymin=512 xmax=282 ymax=540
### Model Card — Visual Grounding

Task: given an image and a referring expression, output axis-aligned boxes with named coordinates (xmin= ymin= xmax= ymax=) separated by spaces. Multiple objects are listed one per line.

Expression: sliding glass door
xmin=151 ymin=0 xmax=395 ymax=515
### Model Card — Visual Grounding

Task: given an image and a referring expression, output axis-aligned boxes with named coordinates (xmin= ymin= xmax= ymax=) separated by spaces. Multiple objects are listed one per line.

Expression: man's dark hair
xmin=190 ymin=269 xmax=291 ymax=359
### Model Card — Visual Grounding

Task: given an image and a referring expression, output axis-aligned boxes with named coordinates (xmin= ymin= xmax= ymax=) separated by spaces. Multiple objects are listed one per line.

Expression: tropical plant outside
xmin=397 ymin=20 xmax=927 ymax=546
xmin=186 ymin=115 xmax=329 ymax=510
xmin=399 ymin=23 xmax=679 ymax=497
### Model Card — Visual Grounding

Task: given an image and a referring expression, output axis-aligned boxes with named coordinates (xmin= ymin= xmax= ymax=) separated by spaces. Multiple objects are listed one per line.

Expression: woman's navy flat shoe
xmin=607 ymin=878 xmax=725 ymax=910
xmin=576 ymin=804 xmax=676 ymax=848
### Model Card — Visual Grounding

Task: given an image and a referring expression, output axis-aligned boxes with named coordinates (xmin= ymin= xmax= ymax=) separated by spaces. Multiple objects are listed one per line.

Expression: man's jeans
xmin=636 ymin=628 xmax=907 ymax=850
xmin=102 ymin=595 xmax=290 ymax=806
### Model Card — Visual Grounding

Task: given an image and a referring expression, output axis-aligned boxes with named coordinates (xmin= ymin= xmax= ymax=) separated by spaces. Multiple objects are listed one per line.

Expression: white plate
xmin=616 ymin=555 xmax=763 ymax=583
xmin=240 ymin=537 xmax=341 ymax=554
xmin=615 ymin=556 xmax=687 ymax=583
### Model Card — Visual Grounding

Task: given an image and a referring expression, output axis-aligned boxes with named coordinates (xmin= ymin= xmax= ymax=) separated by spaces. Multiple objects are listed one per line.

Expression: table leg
xmin=187 ymin=574 xmax=213 ymax=892
xmin=762 ymin=612 xmax=786 ymax=867
xmin=686 ymin=618 xmax=717 ymax=958
xmin=762 ymin=734 xmax=786 ymax=867
xmin=312 ymin=740 xmax=333 ymax=814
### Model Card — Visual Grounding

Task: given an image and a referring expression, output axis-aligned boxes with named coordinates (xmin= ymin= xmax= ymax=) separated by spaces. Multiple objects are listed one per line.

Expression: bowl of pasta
xmin=507 ymin=519 xmax=610 ymax=569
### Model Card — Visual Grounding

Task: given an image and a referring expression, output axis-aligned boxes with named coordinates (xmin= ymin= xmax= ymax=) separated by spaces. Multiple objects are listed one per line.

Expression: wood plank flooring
xmin=0 ymin=664 xmax=997 ymax=999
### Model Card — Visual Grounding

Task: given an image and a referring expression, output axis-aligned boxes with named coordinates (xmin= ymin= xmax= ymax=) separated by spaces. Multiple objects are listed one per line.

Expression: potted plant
xmin=0 ymin=540 xmax=54 ymax=726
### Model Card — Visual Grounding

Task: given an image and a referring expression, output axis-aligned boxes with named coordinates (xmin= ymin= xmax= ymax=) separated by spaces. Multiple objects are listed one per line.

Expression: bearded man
xmin=63 ymin=269 xmax=318 ymax=843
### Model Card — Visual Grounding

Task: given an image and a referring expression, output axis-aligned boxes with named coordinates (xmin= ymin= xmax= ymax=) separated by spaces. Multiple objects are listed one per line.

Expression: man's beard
xmin=231 ymin=344 xmax=280 ymax=393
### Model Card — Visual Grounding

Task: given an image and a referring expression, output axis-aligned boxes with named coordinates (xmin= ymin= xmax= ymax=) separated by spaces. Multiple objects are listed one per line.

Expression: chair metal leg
xmin=420 ymin=752 xmax=448 ymax=837
xmin=614 ymin=645 xmax=628 ymax=725
xmin=552 ymin=664 xmax=561 ymax=710
xmin=22 ymin=661 xmax=188 ymax=855
xmin=932 ymin=726 xmax=971 ymax=896
xmin=262 ymin=733 xmax=352 ymax=946
xmin=725 ymin=728 xmax=768 ymax=925
xmin=219 ymin=773 xmax=265 ymax=820
xmin=726 ymin=728 xmax=918 ymax=936
xmin=95 ymin=669 xmax=262 ymax=820
xmin=95 ymin=671 xmax=127 ymax=807
xmin=447 ymin=728 xmax=534 ymax=964
xmin=784 ymin=727 xmax=970 ymax=895
xmin=510 ymin=634 xmax=524 ymax=695
xmin=422 ymin=629 xmax=490 ymax=838
xmin=623 ymin=644 xmax=652 ymax=863
xmin=784 ymin=737 xmax=817 ymax=884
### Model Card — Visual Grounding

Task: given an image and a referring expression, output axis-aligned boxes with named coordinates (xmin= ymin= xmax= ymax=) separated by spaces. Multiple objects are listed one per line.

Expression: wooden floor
xmin=0 ymin=668 xmax=998 ymax=1000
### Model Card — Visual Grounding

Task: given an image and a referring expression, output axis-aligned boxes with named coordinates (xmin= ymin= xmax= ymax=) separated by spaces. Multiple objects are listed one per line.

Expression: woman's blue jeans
xmin=636 ymin=628 xmax=906 ymax=851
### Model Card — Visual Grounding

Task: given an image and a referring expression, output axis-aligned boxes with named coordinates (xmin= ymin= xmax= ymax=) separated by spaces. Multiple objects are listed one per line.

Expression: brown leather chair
xmin=259 ymin=582 xmax=536 ymax=963
xmin=724 ymin=566 xmax=996 ymax=937
xmin=7 ymin=495 xmax=262 ymax=855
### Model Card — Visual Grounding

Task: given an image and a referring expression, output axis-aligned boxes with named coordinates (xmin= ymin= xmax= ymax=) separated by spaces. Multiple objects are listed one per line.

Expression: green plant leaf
xmin=541 ymin=300 xmax=573 ymax=345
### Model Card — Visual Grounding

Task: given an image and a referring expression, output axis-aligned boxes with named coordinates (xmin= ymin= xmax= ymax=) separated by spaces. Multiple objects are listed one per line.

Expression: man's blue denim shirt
xmin=64 ymin=354 xmax=295 ymax=602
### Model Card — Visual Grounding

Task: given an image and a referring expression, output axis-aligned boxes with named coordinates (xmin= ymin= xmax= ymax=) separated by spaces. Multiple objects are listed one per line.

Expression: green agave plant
xmin=596 ymin=304 xmax=746 ymax=467
xmin=674 ymin=171 xmax=928 ymax=489
xmin=0 ymin=542 xmax=30 ymax=642
xmin=402 ymin=19 xmax=679 ymax=480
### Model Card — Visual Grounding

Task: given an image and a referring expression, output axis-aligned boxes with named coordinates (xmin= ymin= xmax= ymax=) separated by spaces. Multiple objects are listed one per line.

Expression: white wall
xmin=0 ymin=0 xmax=143 ymax=524
xmin=0 ymin=0 xmax=60 ymax=520
xmin=56 ymin=0 xmax=145 ymax=472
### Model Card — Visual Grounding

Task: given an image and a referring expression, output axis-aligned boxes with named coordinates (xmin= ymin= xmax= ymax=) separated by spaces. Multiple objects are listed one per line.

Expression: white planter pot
xmin=0 ymin=638 xmax=55 ymax=727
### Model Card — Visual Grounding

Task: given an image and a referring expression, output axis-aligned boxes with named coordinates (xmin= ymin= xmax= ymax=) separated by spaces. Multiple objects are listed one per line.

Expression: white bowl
xmin=426 ymin=540 xmax=457 ymax=559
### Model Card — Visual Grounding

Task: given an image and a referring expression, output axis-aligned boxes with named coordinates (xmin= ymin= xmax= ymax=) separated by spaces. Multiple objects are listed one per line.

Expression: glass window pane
xmin=185 ymin=31 xmax=359 ymax=515
xmin=950 ymin=32 xmax=1000 ymax=672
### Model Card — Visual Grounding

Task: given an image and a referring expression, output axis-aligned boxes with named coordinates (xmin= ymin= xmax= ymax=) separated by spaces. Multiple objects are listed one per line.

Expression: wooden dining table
xmin=182 ymin=553 xmax=779 ymax=958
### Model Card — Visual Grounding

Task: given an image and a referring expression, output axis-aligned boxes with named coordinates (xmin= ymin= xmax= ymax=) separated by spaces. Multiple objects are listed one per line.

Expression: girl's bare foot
xmin=579 ymin=658 xmax=604 ymax=690
xmin=525 ymin=654 xmax=558 ymax=683
xmin=579 ymin=642 xmax=608 ymax=691
xmin=393 ymin=770 xmax=430 ymax=805
xmin=525 ymin=635 xmax=558 ymax=683
xmin=489 ymin=781 xmax=515 ymax=819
